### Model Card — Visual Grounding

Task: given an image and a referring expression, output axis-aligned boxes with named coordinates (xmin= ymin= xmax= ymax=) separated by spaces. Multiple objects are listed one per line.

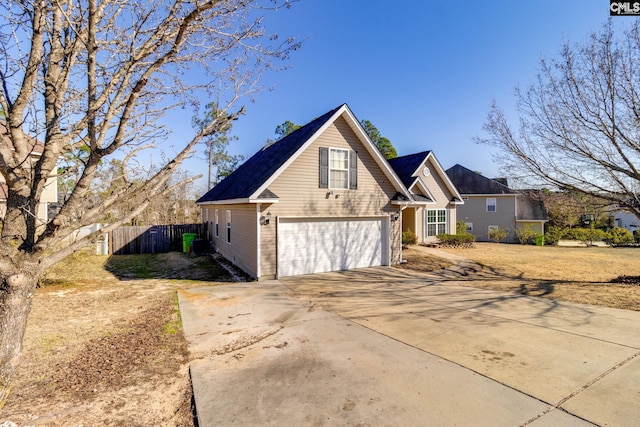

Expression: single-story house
xmin=388 ymin=151 xmax=463 ymax=243
xmin=446 ymin=164 xmax=548 ymax=242
xmin=196 ymin=104 xmax=459 ymax=279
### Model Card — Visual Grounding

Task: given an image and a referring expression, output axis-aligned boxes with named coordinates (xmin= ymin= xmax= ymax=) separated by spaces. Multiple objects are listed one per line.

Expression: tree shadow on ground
xmin=517 ymin=281 xmax=555 ymax=297
xmin=281 ymin=254 xmax=605 ymax=327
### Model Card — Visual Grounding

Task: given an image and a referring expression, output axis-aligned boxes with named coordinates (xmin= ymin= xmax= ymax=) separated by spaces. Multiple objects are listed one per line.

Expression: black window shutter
xmin=319 ymin=147 xmax=329 ymax=188
xmin=349 ymin=150 xmax=358 ymax=190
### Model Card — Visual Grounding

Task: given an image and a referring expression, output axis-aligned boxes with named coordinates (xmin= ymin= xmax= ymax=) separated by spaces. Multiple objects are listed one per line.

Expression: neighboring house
xmin=388 ymin=151 xmax=463 ymax=243
xmin=0 ymin=123 xmax=58 ymax=225
xmin=612 ymin=209 xmax=639 ymax=233
xmin=197 ymin=104 xmax=456 ymax=280
xmin=446 ymin=164 xmax=547 ymax=242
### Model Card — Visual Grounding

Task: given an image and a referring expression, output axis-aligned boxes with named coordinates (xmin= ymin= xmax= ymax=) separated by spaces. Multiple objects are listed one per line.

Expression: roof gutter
xmin=196 ymin=198 xmax=280 ymax=206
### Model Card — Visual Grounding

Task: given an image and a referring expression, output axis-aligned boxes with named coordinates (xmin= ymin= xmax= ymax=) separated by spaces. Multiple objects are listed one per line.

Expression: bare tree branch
xmin=479 ymin=20 xmax=640 ymax=220
xmin=0 ymin=0 xmax=299 ymax=407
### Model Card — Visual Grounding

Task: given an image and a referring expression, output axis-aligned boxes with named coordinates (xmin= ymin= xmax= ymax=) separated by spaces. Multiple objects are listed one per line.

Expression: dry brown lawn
xmin=417 ymin=243 xmax=640 ymax=311
xmin=1 ymin=251 xmax=235 ymax=426
xmin=396 ymin=248 xmax=453 ymax=272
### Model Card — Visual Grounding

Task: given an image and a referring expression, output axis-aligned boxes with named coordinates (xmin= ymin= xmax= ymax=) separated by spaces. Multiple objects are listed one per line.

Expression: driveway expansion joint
xmin=519 ymin=350 xmax=640 ymax=426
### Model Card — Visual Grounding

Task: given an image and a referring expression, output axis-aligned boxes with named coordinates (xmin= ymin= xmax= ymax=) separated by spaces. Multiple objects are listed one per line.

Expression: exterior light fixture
xmin=265 ymin=211 xmax=272 ymax=225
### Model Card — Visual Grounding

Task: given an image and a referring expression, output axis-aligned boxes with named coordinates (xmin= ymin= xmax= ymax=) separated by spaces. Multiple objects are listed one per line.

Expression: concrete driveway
xmin=179 ymin=256 xmax=640 ymax=426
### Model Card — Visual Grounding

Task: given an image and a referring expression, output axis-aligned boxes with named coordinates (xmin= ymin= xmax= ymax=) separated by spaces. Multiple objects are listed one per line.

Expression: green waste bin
xmin=182 ymin=233 xmax=197 ymax=253
xmin=534 ymin=235 xmax=545 ymax=246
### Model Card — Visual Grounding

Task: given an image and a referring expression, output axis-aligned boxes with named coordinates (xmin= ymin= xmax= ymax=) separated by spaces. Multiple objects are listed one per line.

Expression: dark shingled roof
xmin=411 ymin=193 xmax=433 ymax=203
xmin=391 ymin=192 xmax=411 ymax=202
xmin=446 ymin=164 xmax=517 ymax=195
xmin=197 ymin=105 xmax=342 ymax=203
xmin=387 ymin=151 xmax=432 ymax=188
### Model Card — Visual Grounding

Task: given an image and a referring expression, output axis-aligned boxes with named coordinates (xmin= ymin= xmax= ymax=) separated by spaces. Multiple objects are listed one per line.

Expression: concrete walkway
xmin=179 ymin=253 xmax=640 ymax=426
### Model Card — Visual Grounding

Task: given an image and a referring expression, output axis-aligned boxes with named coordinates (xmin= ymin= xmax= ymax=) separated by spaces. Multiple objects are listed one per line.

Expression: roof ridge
xmin=388 ymin=150 xmax=432 ymax=162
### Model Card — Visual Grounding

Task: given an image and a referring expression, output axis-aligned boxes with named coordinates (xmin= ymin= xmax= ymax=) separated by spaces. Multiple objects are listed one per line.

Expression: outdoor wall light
xmin=260 ymin=212 xmax=271 ymax=226
xmin=391 ymin=212 xmax=400 ymax=222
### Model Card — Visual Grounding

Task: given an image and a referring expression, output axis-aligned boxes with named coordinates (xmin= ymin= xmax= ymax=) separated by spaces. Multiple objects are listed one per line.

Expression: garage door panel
xmin=278 ymin=218 xmax=386 ymax=277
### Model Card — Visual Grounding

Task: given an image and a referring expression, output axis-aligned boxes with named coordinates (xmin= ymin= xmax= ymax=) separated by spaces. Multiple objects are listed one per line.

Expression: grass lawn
xmin=426 ymin=242 xmax=640 ymax=311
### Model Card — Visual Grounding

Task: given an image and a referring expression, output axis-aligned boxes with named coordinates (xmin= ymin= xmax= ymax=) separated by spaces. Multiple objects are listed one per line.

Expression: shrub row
xmin=544 ymin=226 xmax=634 ymax=246
xmin=436 ymin=233 xmax=476 ymax=248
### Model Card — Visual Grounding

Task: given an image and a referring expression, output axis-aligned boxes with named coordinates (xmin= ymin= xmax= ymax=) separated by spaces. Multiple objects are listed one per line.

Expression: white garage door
xmin=277 ymin=217 xmax=388 ymax=277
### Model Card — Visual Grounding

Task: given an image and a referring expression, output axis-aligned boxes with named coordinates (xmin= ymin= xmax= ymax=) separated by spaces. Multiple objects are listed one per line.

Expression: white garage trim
xmin=277 ymin=216 xmax=390 ymax=278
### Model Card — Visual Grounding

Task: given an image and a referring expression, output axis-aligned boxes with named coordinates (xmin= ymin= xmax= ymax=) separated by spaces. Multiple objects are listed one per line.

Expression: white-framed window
xmin=426 ymin=209 xmax=447 ymax=237
xmin=214 ymin=209 xmax=219 ymax=237
xmin=319 ymin=147 xmax=357 ymax=190
xmin=329 ymin=148 xmax=349 ymax=189
xmin=486 ymin=197 xmax=497 ymax=212
xmin=226 ymin=210 xmax=231 ymax=244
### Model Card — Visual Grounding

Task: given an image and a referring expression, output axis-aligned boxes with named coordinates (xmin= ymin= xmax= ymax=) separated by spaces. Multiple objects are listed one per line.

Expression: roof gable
xmin=387 ymin=151 xmax=431 ymax=189
xmin=388 ymin=151 xmax=463 ymax=203
xmin=197 ymin=104 xmax=411 ymax=204
xmin=446 ymin=164 xmax=517 ymax=195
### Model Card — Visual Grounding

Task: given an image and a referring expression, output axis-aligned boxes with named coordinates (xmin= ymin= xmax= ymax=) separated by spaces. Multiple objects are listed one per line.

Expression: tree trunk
xmin=0 ymin=270 xmax=39 ymax=410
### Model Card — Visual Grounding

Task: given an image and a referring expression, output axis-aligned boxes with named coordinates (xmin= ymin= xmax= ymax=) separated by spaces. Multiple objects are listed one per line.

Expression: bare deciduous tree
xmin=480 ymin=20 xmax=640 ymax=219
xmin=0 ymin=0 xmax=298 ymax=407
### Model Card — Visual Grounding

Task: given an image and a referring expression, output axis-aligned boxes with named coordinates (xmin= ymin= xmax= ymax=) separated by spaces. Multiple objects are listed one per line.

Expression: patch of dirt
xmin=394 ymin=248 xmax=453 ymax=272
xmin=0 ymin=250 xmax=237 ymax=426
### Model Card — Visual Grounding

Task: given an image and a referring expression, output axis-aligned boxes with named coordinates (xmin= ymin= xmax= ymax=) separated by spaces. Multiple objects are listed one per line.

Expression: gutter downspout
xmin=256 ymin=203 xmax=261 ymax=280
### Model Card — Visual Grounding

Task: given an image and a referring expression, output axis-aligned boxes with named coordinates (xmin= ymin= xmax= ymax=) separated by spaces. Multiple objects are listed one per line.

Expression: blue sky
xmin=176 ymin=1 xmax=617 ymax=192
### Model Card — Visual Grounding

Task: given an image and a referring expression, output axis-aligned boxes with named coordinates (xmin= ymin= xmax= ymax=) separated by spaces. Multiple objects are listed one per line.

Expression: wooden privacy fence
xmin=110 ymin=223 xmax=208 ymax=255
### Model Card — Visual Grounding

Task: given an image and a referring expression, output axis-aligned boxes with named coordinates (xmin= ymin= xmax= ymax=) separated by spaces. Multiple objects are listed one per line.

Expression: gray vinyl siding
xmin=457 ymin=194 xmax=517 ymax=242
xmin=259 ymin=116 xmax=401 ymax=279
xmin=202 ymin=204 xmax=258 ymax=277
